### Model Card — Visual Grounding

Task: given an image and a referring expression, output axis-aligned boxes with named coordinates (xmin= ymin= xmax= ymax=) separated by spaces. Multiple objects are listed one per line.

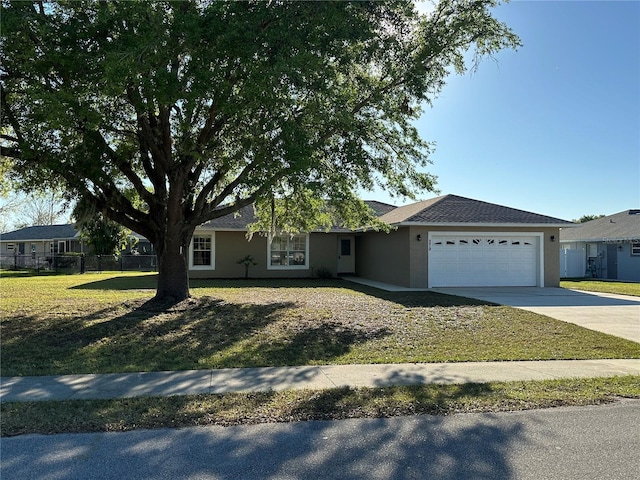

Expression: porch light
xmin=417 ymin=234 xmax=422 ymax=241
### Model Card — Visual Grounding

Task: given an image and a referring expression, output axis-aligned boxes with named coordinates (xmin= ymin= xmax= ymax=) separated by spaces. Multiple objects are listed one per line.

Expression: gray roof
xmin=0 ymin=224 xmax=79 ymax=241
xmin=202 ymin=201 xmax=397 ymax=230
xmin=202 ymin=205 xmax=257 ymax=230
xmin=560 ymin=210 xmax=640 ymax=242
xmin=202 ymin=195 xmax=572 ymax=230
xmin=379 ymin=194 xmax=573 ymax=226
xmin=363 ymin=200 xmax=397 ymax=217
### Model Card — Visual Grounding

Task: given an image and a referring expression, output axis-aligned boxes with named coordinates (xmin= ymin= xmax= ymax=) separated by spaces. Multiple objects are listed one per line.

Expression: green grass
xmin=561 ymin=279 xmax=640 ymax=296
xmin=2 ymin=376 xmax=638 ymax=436
xmin=2 ymin=272 xmax=640 ymax=376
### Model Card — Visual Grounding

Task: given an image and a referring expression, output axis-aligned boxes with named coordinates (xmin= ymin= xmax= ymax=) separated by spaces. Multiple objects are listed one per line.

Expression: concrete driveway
xmin=432 ymin=287 xmax=640 ymax=344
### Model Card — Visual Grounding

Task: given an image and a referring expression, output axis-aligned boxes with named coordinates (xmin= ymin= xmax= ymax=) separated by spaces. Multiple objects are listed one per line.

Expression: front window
xmin=631 ymin=243 xmax=640 ymax=256
xmin=268 ymin=234 xmax=308 ymax=269
xmin=190 ymin=233 xmax=215 ymax=269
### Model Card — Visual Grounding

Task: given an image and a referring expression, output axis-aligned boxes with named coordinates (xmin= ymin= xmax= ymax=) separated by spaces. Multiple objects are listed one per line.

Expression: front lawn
xmin=561 ymin=279 xmax=640 ymax=297
xmin=2 ymin=273 xmax=640 ymax=376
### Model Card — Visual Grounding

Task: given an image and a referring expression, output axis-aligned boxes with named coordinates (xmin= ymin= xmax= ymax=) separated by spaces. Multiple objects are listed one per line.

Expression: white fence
xmin=560 ymin=248 xmax=586 ymax=278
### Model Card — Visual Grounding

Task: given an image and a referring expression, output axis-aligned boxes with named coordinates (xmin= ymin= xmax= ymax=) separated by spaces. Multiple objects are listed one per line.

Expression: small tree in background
xmin=573 ymin=214 xmax=605 ymax=224
xmin=77 ymin=215 xmax=133 ymax=256
xmin=74 ymin=200 xmax=133 ymax=255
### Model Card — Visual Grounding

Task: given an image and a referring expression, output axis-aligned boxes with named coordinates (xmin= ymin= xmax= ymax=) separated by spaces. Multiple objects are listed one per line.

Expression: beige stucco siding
xmin=355 ymin=228 xmax=411 ymax=287
xmin=353 ymin=226 xmax=561 ymax=288
xmin=189 ymin=226 xmax=563 ymax=287
xmin=189 ymin=231 xmax=342 ymax=279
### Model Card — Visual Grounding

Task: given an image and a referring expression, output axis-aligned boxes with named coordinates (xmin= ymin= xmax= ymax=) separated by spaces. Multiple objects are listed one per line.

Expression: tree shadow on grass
xmin=1 ymin=294 xmax=392 ymax=376
xmin=70 ymin=276 xmax=344 ymax=291
xmin=286 ymin=381 xmax=495 ymax=422
xmin=346 ymin=283 xmax=496 ymax=308
xmin=211 ymin=321 xmax=391 ymax=369
xmin=69 ymin=276 xmax=495 ymax=309
xmin=69 ymin=274 xmax=159 ymax=290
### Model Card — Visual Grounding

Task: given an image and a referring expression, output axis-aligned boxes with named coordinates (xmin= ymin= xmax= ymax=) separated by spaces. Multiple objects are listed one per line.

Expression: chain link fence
xmin=0 ymin=254 xmax=157 ymax=274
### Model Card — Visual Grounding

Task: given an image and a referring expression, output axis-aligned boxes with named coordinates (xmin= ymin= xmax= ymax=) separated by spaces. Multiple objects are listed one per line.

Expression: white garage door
xmin=428 ymin=234 xmax=540 ymax=287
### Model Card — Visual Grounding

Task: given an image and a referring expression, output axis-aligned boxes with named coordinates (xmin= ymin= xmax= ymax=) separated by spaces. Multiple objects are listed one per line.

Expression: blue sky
xmin=375 ymin=0 xmax=640 ymax=221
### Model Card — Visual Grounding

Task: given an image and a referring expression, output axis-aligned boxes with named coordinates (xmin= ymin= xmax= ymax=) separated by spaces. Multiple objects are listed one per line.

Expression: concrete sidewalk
xmin=2 ymin=359 xmax=638 ymax=403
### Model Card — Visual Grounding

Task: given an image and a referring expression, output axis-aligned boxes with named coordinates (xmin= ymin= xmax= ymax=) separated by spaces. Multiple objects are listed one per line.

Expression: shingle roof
xmin=201 ymin=201 xmax=397 ymax=230
xmin=201 ymin=195 xmax=572 ymax=230
xmin=200 ymin=205 xmax=257 ymax=230
xmin=560 ymin=210 xmax=640 ymax=242
xmin=1 ymin=224 xmax=79 ymax=241
xmin=379 ymin=194 xmax=573 ymax=226
xmin=363 ymin=200 xmax=397 ymax=217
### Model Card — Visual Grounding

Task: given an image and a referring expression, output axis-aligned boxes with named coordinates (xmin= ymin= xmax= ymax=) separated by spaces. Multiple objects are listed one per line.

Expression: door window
xmin=341 ymin=239 xmax=351 ymax=256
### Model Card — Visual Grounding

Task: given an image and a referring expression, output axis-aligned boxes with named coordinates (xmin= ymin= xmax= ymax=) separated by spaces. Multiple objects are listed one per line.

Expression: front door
xmin=337 ymin=236 xmax=355 ymax=274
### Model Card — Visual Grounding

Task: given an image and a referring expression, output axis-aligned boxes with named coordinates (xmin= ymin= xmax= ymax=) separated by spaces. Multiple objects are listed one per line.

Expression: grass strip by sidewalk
xmin=2 ymin=376 xmax=639 ymax=437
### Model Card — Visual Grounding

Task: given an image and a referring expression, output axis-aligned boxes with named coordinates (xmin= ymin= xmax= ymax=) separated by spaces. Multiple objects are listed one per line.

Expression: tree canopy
xmin=1 ymin=0 xmax=520 ymax=300
xmin=573 ymin=214 xmax=605 ymax=224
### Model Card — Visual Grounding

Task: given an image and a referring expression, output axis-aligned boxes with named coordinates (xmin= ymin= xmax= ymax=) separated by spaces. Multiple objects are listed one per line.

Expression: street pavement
xmin=2 ymin=399 xmax=639 ymax=479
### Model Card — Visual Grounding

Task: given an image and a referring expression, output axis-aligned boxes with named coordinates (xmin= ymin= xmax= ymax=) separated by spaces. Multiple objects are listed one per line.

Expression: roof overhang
xmin=0 ymin=237 xmax=78 ymax=242
xmin=391 ymin=222 xmax=575 ymax=228
xmin=560 ymin=237 xmax=640 ymax=243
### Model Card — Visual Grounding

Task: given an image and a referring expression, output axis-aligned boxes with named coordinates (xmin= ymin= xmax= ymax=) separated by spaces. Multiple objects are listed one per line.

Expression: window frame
xmin=189 ymin=231 xmax=215 ymax=270
xmin=631 ymin=242 xmax=640 ymax=256
xmin=267 ymin=233 xmax=309 ymax=270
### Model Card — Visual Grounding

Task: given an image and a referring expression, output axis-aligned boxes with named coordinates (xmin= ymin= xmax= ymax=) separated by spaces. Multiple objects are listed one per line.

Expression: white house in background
xmin=0 ymin=224 xmax=154 ymax=256
xmin=559 ymin=210 xmax=640 ymax=281
xmin=0 ymin=224 xmax=82 ymax=256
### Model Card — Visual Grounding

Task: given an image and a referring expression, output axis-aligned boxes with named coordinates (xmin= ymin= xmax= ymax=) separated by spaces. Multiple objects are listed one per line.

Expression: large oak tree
xmin=1 ymin=0 xmax=519 ymax=301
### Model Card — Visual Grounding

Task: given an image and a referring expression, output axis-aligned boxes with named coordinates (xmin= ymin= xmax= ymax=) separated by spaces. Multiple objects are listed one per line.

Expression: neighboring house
xmin=189 ymin=194 xmax=573 ymax=288
xmin=559 ymin=210 xmax=640 ymax=281
xmin=0 ymin=224 xmax=83 ymax=256
xmin=0 ymin=224 xmax=154 ymax=256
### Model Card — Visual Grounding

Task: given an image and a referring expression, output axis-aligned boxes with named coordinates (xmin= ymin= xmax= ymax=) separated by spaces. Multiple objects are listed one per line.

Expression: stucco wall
xmin=617 ymin=243 xmax=640 ymax=281
xmin=355 ymin=228 xmax=410 ymax=287
xmin=189 ymin=226 xmax=564 ymax=287
xmin=189 ymin=231 xmax=342 ymax=279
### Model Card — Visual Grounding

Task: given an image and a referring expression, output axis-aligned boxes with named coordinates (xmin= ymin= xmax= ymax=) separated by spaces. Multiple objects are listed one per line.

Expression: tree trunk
xmin=154 ymin=232 xmax=191 ymax=302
